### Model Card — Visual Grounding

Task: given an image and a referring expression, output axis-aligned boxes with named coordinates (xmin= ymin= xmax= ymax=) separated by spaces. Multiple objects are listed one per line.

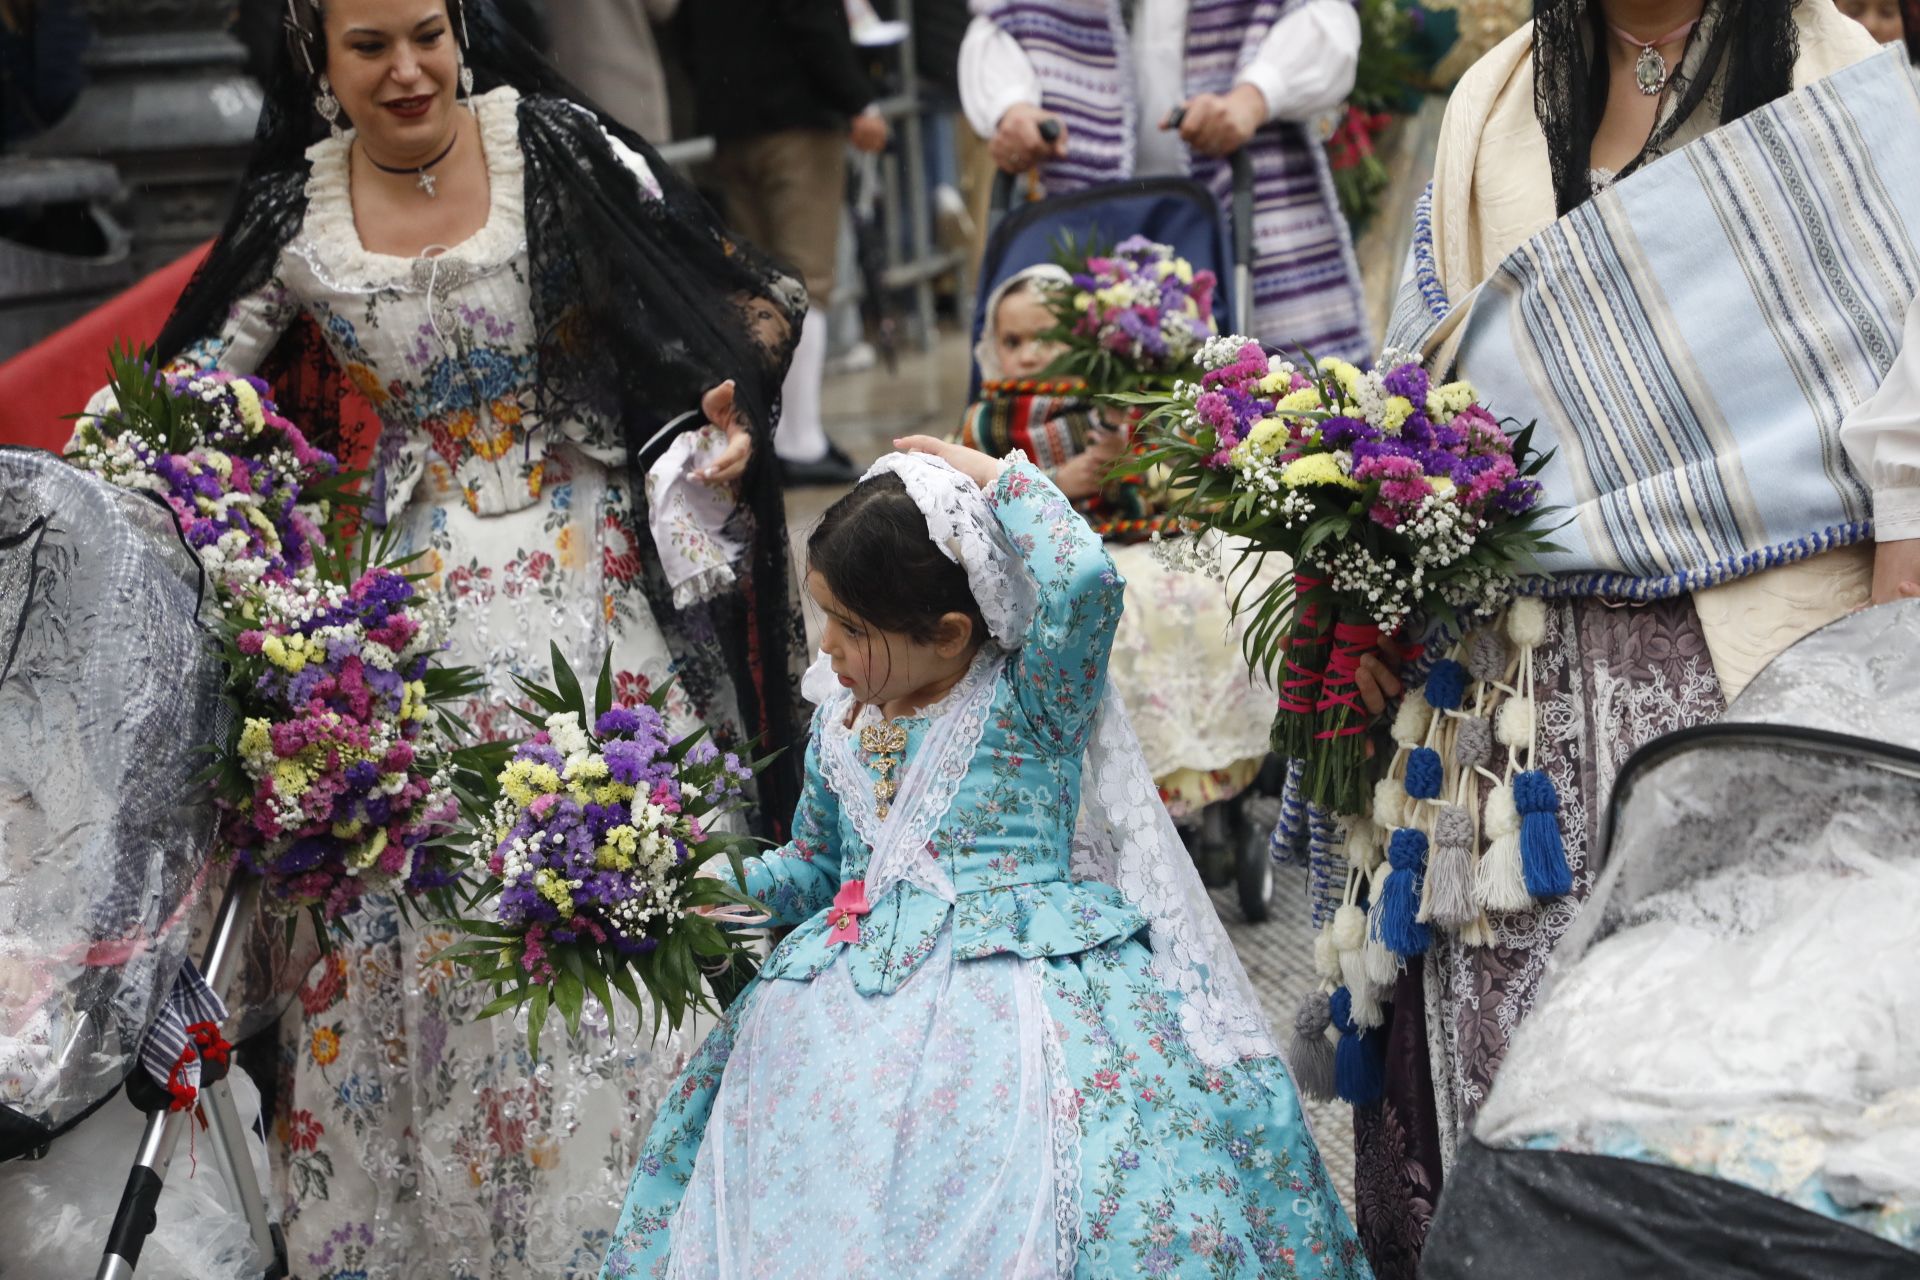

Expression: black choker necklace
xmin=364 ymin=129 xmax=459 ymax=198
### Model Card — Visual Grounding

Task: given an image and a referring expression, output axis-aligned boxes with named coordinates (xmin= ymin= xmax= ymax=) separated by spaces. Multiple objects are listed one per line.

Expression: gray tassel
xmin=1421 ymin=804 xmax=1479 ymax=928
xmin=1288 ymin=992 xmax=1338 ymax=1100
xmin=1454 ymin=716 xmax=1493 ymax=771
xmin=1468 ymin=630 xmax=1511 ymax=683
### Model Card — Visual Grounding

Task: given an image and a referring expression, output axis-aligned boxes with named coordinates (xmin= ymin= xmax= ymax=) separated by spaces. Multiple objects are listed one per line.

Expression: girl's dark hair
xmin=807 ymin=473 xmax=987 ymax=649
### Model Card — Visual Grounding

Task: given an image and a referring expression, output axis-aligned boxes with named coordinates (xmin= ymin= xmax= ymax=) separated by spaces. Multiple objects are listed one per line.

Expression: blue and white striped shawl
xmin=1385 ymin=49 xmax=1920 ymax=600
xmin=980 ymin=0 xmax=1371 ymax=363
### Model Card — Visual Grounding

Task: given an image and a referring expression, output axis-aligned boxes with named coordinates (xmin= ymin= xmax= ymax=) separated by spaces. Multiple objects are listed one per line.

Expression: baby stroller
xmin=1422 ymin=598 xmax=1920 ymax=1278
xmin=973 ymin=149 xmax=1281 ymax=922
xmin=0 ymin=447 xmax=283 ymax=1278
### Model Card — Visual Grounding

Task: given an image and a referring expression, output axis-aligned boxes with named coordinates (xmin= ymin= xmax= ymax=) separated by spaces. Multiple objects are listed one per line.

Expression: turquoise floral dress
xmin=602 ymin=462 xmax=1368 ymax=1279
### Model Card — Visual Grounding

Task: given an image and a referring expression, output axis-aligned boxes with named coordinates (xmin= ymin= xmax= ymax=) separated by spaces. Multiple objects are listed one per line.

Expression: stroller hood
xmin=1425 ymin=599 xmax=1920 ymax=1276
xmin=0 ymin=448 xmax=224 ymax=1157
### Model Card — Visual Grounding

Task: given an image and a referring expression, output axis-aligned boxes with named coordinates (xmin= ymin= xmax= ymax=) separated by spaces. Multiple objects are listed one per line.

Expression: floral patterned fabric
xmin=188 ymin=85 xmax=698 ymax=1278
xmin=958 ymin=399 xmax=1283 ymax=814
xmin=1350 ymin=596 xmax=1725 ymax=1278
xmin=602 ymin=463 xmax=1369 ymax=1279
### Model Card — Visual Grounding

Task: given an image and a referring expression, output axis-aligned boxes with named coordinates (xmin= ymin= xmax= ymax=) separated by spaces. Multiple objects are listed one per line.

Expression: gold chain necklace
xmin=857 ymin=717 xmax=909 ymax=819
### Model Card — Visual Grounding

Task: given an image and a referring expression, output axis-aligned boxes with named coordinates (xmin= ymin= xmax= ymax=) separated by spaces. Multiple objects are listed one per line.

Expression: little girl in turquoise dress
xmin=600 ymin=438 xmax=1369 ymax=1279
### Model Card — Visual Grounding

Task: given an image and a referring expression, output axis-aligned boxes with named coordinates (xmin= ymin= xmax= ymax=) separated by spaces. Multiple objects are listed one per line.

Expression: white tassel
xmin=1460 ymin=912 xmax=1496 ymax=948
xmin=1340 ymin=949 xmax=1385 ymax=1027
xmin=1372 ymin=776 xmax=1406 ymax=831
xmin=1484 ymin=781 xmax=1519 ymax=837
xmin=1363 ymin=896 xmax=1402 ymax=986
xmin=1313 ymin=924 xmax=1343 ymax=981
xmin=1344 ymin=818 xmax=1381 ymax=868
xmin=1391 ymin=694 xmax=1433 ymax=747
xmin=1506 ymin=597 xmax=1548 ymax=648
xmin=1495 ymin=696 xmax=1534 ymax=751
xmin=1476 ymin=831 xmax=1533 ymax=912
xmin=1331 ymin=903 xmax=1368 ymax=952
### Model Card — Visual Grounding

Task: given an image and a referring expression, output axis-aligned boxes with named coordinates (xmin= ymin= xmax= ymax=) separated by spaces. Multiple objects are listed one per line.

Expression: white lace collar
xmin=296 ymin=85 xmax=527 ymax=291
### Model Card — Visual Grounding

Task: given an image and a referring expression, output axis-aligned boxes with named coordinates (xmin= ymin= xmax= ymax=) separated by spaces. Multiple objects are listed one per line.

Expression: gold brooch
xmin=857 ymin=719 xmax=909 ymax=819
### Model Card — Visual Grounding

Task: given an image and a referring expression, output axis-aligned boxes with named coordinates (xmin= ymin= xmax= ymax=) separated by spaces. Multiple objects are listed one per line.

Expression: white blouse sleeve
xmin=1841 ymin=294 xmax=1920 ymax=542
xmin=959 ymin=15 xmax=1042 ymax=139
xmin=1235 ymin=0 xmax=1360 ymax=124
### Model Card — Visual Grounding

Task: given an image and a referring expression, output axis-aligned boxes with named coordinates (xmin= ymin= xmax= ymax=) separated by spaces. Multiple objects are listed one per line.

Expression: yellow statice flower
xmin=1426 ymin=380 xmax=1477 ymax=422
xmin=1381 ymin=396 xmax=1414 ymax=433
xmin=230 ymin=378 xmax=267 ymax=435
xmin=534 ymin=868 xmax=574 ymax=912
xmin=261 ymin=634 xmax=306 ymax=674
xmin=1275 ymin=386 xmax=1324 ymax=415
xmin=347 ymin=828 xmax=388 ymax=872
xmin=589 ymin=781 xmax=636 ymax=808
xmin=596 ymin=824 xmax=640 ymax=871
xmin=499 ymin=759 xmax=563 ymax=809
xmin=331 ymin=818 xmax=365 ymax=839
xmin=1281 ymin=452 xmax=1362 ymax=490
xmin=238 ymin=717 xmax=274 ymax=767
xmin=272 ymin=758 xmax=312 ymax=798
xmin=1318 ymin=357 xmax=1364 ymax=403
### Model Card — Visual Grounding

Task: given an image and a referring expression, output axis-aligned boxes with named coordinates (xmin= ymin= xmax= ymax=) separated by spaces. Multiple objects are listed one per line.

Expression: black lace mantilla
xmin=1533 ymin=0 xmax=1801 ymax=217
xmin=154 ymin=0 xmax=810 ymax=833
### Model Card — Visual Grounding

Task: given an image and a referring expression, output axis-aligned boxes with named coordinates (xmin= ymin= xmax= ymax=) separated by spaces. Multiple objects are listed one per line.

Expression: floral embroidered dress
xmin=181 ymin=85 xmax=695 ymax=1279
xmin=602 ymin=462 xmax=1368 ymax=1280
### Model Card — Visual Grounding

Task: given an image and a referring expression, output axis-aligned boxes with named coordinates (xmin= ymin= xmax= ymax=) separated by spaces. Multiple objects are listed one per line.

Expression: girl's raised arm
xmin=987 ymin=458 xmax=1124 ymax=752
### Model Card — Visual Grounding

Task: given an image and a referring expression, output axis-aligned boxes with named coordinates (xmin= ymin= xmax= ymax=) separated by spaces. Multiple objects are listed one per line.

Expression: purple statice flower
xmin=603 ymin=737 xmax=662 ymax=786
xmin=595 ymin=707 xmax=643 ymax=737
xmin=1318 ymin=416 xmax=1380 ymax=450
xmin=1381 ymin=362 xmax=1430 ymax=408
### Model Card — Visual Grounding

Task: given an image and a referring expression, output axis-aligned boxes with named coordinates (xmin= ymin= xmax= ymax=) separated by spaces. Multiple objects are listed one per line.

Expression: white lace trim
xmin=818 ymin=648 xmax=1005 ymax=907
xmin=295 ymin=85 xmax=528 ymax=292
xmin=860 ymin=453 xmax=1039 ymax=647
xmin=1032 ymin=964 xmax=1085 ymax=1276
xmin=1084 ymin=691 xmax=1280 ymax=1067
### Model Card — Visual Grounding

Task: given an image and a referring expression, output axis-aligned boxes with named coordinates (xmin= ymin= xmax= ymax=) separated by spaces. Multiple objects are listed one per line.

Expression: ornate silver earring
xmin=459 ymin=62 xmax=475 ymax=99
xmin=315 ymin=72 xmax=344 ymax=138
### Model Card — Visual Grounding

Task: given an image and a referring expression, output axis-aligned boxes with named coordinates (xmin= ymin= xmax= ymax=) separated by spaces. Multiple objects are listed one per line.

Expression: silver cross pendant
xmin=417 ymin=171 xmax=438 ymax=198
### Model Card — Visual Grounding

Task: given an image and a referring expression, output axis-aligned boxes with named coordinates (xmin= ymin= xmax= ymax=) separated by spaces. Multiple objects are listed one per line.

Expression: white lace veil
xmin=805 ymin=452 xmax=1279 ymax=1068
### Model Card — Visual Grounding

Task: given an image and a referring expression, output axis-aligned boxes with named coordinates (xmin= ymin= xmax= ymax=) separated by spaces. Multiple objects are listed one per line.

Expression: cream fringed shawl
xmin=1420 ymin=4 xmax=1884 ymax=698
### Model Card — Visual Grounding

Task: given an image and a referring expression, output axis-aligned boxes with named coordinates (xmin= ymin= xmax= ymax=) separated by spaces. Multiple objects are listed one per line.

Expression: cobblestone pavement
xmin=792 ymin=326 xmax=1359 ymax=1213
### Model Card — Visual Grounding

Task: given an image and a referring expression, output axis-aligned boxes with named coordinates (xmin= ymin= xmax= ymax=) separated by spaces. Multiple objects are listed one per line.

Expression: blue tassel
xmin=1387 ymin=827 xmax=1429 ymax=872
xmin=1513 ymin=769 xmax=1573 ymax=899
xmin=1404 ymin=747 xmax=1443 ymax=799
xmin=1423 ymin=658 xmax=1468 ymax=710
xmin=1377 ymin=867 xmax=1432 ymax=956
xmin=1379 ymin=829 xmax=1432 ymax=955
xmin=1328 ymin=987 xmax=1385 ymax=1105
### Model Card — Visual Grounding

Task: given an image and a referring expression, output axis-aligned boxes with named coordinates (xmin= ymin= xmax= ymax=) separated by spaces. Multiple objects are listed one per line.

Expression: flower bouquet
xmin=68 ymin=347 xmax=493 ymax=929
xmin=1130 ymin=339 xmax=1558 ymax=816
xmin=442 ymin=648 xmax=768 ymax=1055
xmin=1036 ymin=235 xmax=1218 ymax=395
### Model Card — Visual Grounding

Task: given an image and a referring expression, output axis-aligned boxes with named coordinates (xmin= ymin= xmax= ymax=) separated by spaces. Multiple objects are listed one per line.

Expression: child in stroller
xmin=959 ymin=261 xmax=1287 ymax=919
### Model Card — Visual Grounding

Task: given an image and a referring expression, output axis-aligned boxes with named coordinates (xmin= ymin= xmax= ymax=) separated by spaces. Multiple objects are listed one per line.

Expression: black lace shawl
xmin=154 ymin=1 xmax=810 ymax=834
xmin=1533 ymin=0 xmax=1801 ymax=216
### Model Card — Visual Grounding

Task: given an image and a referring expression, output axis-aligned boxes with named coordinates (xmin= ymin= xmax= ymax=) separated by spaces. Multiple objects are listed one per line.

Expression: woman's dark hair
xmin=807 ymin=473 xmax=987 ymax=650
xmin=1534 ymin=0 xmax=1801 ymax=216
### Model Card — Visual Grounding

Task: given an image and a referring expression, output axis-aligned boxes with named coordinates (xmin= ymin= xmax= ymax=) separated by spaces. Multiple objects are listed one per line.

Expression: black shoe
xmin=778 ymin=442 xmax=861 ymax=487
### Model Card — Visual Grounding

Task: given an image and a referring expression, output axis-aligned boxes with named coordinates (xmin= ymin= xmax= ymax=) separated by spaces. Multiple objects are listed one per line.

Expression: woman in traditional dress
xmin=1353 ymin=3 xmax=1920 ymax=1274
xmin=101 ymin=0 xmax=810 ymax=1273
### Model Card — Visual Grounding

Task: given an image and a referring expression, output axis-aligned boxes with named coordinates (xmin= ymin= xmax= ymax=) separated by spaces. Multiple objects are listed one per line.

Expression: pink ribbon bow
xmin=826 ymin=879 xmax=871 ymax=946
